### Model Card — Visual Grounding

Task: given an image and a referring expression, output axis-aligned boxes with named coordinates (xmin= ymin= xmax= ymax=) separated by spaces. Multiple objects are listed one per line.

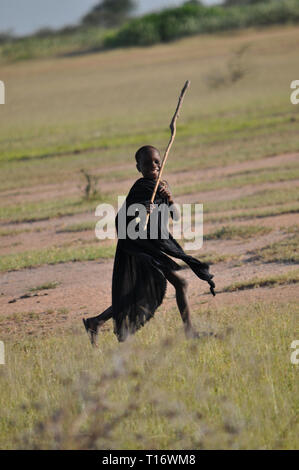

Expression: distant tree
xmin=0 ymin=30 xmax=14 ymax=43
xmin=224 ymin=0 xmax=272 ymax=5
xmin=81 ymin=0 xmax=136 ymax=28
xmin=183 ymin=0 xmax=203 ymax=5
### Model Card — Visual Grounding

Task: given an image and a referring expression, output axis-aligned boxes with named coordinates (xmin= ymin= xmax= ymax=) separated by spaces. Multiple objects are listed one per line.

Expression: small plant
xmin=205 ymin=43 xmax=251 ymax=88
xmin=57 ymin=307 xmax=69 ymax=315
xmin=228 ymin=43 xmax=250 ymax=83
xmin=80 ymin=169 xmax=101 ymax=200
xmin=28 ymin=281 xmax=60 ymax=292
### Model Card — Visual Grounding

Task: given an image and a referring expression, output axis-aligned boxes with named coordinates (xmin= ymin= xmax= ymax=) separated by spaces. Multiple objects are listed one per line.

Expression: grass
xmin=28 ymin=281 xmax=60 ymax=292
xmin=203 ymin=187 xmax=299 ymax=214
xmin=1 ymin=26 xmax=299 ymax=193
xmin=1 ymin=174 xmax=297 ymax=226
xmin=56 ymin=221 xmax=95 ymax=233
xmin=0 ymin=194 xmax=109 ymax=224
xmin=1 ymin=109 xmax=298 ymax=165
xmin=197 ymin=252 xmax=238 ymax=265
xmin=175 ymin=164 xmax=299 ymax=196
xmin=205 ymin=203 xmax=299 ymax=224
xmin=205 ymin=225 xmax=272 ymax=241
xmin=224 ymin=269 xmax=299 ymax=292
xmin=0 ymin=228 xmax=30 ymax=237
xmin=248 ymin=232 xmax=299 ymax=264
xmin=177 ymin=252 xmax=239 ymax=270
xmin=0 ymin=22 xmax=298 ymax=452
xmin=0 ymin=27 xmax=109 ymax=63
xmin=0 ymin=243 xmax=116 ymax=272
xmin=0 ymin=300 xmax=297 ymax=449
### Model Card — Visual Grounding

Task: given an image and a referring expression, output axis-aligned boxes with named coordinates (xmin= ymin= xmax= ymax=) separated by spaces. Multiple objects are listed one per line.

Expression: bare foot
xmin=83 ymin=318 xmax=98 ymax=347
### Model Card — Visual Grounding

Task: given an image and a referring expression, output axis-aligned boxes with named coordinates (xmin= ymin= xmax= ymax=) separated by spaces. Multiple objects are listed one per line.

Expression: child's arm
xmin=159 ymin=180 xmax=180 ymax=221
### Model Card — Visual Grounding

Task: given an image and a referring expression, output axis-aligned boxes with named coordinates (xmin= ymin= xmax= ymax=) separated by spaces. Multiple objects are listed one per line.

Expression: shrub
xmin=104 ymin=0 xmax=299 ymax=49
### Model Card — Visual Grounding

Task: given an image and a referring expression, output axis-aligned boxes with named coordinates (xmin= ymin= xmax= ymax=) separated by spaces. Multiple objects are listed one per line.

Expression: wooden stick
xmin=143 ymin=80 xmax=191 ymax=230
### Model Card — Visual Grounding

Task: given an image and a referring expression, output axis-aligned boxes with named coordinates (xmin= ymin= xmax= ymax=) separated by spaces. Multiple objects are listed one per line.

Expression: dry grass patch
xmin=224 ymin=269 xmax=299 ymax=292
xmin=0 ymin=300 xmax=297 ymax=449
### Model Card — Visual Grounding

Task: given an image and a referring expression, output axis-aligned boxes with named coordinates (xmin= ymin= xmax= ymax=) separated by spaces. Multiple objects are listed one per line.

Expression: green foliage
xmin=105 ymin=0 xmax=299 ymax=48
xmin=224 ymin=0 xmax=273 ymax=5
xmin=81 ymin=0 xmax=136 ymax=27
xmin=1 ymin=0 xmax=299 ymax=62
xmin=0 ymin=27 xmax=108 ymax=62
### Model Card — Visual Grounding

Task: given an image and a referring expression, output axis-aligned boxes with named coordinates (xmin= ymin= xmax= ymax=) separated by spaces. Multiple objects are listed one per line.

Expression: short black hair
xmin=135 ymin=145 xmax=160 ymax=165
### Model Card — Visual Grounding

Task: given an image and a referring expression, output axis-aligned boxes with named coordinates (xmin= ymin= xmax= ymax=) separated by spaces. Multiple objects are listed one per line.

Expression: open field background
xmin=0 ymin=25 xmax=298 ymax=449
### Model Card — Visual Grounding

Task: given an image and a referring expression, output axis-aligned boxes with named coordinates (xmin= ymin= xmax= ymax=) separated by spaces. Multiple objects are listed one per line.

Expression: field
xmin=0 ymin=25 xmax=298 ymax=449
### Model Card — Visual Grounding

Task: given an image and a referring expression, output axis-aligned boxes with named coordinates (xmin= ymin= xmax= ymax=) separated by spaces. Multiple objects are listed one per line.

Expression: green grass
xmin=0 ymin=228 xmax=30 ymax=237
xmin=197 ymin=252 xmax=238 ymax=265
xmin=203 ymin=187 xmax=299 ymax=214
xmin=1 ymin=26 xmax=299 ymax=206
xmin=205 ymin=203 xmax=299 ymax=224
xmin=248 ymin=232 xmax=299 ymax=264
xmin=0 ymin=27 xmax=109 ymax=63
xmin=0 ymin=311 xmax=40 ymax=325
xmin=28 ymin=281 xmax=60 ymax=292
xmin=1 ymin=173 xmax=297 ymax=226
xmin=224 ymin=269 xmax=299 ymax=292
xmin=56 ymin=221 xmax=96 ymax=233
xmin=205 ymin=225 xmax=272 ymax=241
xmin=1 ymin=109 xmax=298 ymax=165
xmin=176 ymin=164 xmax=299 ymax=196
xmin=0 ymin=194 xmax=109 ymax=224
xmin=0 ymin=243 xmax=116 ymax=272
xmin=178 ymin=252 xmax=238 ymax=269
xmin=0 ymin=300 xmax=297 ymax=449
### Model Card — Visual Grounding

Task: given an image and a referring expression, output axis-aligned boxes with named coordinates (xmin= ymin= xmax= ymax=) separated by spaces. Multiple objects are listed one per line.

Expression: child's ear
xmin=136 ymin=163 xmax=141 ymax=172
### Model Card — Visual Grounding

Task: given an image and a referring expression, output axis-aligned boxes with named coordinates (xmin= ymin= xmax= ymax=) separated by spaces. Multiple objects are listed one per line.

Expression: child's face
xmin=138 ymin=150 xmax=161 ymax=180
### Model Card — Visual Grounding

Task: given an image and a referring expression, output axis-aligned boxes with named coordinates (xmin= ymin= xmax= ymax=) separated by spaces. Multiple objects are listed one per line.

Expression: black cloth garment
xmin=112 ymin=177 xmax=216 ymax=342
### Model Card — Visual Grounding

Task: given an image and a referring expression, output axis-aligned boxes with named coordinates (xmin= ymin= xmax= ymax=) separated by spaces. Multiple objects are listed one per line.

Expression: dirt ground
xmin=0 ymin=152 xmax=298 ymax=338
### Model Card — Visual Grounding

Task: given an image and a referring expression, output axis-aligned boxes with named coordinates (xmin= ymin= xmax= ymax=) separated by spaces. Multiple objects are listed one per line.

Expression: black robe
xmin=112 ymin=177 xmax=216 ymax=342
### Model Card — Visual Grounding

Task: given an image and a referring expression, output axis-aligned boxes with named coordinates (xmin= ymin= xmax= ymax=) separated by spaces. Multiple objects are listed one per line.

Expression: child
xmin=83 ymin=145 xmax=215 ymax=345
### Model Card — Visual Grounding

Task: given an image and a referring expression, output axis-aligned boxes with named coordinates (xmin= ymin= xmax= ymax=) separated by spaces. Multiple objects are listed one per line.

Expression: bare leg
xmin=164 ymin=270 xmax=199 ymax=339
xmin=83 ymin=305 xmax=113 ymax=346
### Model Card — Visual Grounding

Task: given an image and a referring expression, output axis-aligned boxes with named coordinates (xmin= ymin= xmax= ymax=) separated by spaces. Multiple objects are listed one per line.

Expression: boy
xmin=83 ymin=145 xmax=215 ymax=345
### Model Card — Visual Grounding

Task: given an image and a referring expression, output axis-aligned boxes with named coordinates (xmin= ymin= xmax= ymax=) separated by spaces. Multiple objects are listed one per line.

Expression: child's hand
xmin=145 ymin=202 xmax=155 ymax=214
xmin=159 ymin=180 xmax=173 ymax=204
